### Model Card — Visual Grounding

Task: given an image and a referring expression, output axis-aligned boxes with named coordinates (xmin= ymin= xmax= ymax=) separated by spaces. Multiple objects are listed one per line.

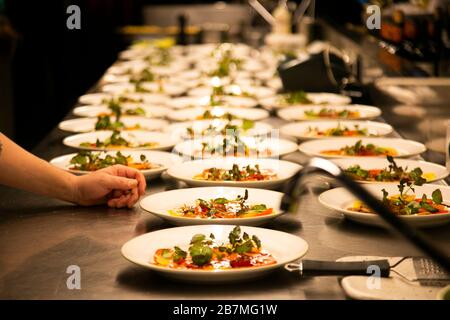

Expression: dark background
xmin=1 ymin=0 xmax=364 ymax=149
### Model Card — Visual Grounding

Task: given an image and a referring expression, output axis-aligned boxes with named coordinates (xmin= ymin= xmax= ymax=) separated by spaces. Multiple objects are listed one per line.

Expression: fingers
xmin=109 ymin=165 xmax=147 ymax=195
xmin=107 ymin=188 xmax=139 ymax=209
xmin=103 ymin=175 xmax=138 ymax=191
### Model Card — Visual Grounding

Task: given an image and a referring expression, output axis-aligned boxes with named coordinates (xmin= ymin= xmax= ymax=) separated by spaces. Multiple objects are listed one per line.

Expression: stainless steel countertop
xmin=1 ymin=104 xmax=449 ymax=299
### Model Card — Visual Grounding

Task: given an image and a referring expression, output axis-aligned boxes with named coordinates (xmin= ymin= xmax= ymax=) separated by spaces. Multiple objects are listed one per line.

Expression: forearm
xmin=0 ymin=133 xmax=78 ymax=203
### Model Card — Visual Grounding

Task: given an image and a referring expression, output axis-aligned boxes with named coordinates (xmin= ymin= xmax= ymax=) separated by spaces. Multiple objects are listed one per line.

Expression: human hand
xmin=72 ymin=165 xmax=146 ymax=208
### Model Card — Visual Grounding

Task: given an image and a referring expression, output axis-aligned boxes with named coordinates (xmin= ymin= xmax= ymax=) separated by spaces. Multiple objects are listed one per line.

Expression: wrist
xmin=65 ymin=173 xmax=81 ymax=205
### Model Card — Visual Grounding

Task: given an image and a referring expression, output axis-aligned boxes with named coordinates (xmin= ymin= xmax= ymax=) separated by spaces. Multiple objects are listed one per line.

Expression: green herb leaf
xmin=432 ymin=189 xmax=443 ymax=205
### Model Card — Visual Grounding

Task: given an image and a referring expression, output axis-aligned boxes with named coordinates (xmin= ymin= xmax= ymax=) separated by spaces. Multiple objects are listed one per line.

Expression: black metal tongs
xmin=280 ymin=157 xmax=450 ymax=274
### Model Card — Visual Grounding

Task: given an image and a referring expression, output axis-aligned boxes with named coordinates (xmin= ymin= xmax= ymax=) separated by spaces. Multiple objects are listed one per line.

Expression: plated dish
xmin=280 ymin=121 xmax=393 ymax=140
xmin=260 ymin=92 xmax=351 ymax=110
xmin=277 ymin=104 xmax=382 ymax=121
xmin=174 ymin=135 xmax=298 ymax=159
xmin=187 ymin=85 xmax=274 ymax=100
xmin=299 ymin=138 xmax=426 ymax=158
xmin=101 ymin=81 xmax=186 ymax=96
xmin=63 ymin=130 xmax=177 ymax=151
xmin=140 ymin=187 xmax=285 ymax=226
xmin=50 ymin=150 xmax=181 ymax=178
xmin=121 ymin=224 xmax=309 ymax=282
xmin=164 ymin=119 xmax=273 ymax=140
xmin=167 ymin=157 xmax=301 ymax=189
xmin=152 ymin=226 xmax=276 ymax=269
xmin=319 ymin=183 xmax=450 ymax=228
xmin=58 ymin=117 xmax=168 ymax=133
xmin=332 ymin=157 xmax=448 ymax=184
xmin=73 ymin=104 xmax=169 ymax=119
xmin=168 ymin=107 xmax=270 ymax=122
xmin=78 ymin=92 xmax=170 ymax=106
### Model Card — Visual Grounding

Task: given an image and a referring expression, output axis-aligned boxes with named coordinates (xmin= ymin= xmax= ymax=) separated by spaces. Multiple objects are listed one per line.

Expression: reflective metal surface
xmin=1 ymin=108 xmax=449 ymax=299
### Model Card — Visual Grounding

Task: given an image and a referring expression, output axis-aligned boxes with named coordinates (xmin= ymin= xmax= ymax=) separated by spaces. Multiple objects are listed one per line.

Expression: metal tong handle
xmin=285 ymin=259 xmax=391 ymax=277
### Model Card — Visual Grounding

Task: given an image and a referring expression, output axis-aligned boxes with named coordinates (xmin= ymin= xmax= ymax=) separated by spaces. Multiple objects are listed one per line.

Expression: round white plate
xmin=63 ymin=130 xmax=178 ymax=151
xmin=164 ymin=120 xmax=273 ymax=140
xmin=102 ymin=82 xmax=186 ymax=96
xmin=260 ymin=92 xmax=351 ymax=110
xmin=50 ymin=150 xmax=182 ymax=178
xmin=140 ymin=187 xmax=285 ymax=226
xmin=226 ymin=84 xmax=276 ymax=99
xmin=78 ymin=93 xmax=112 ymax=105
xmin=121 ymin=92 xmax=170 ymax=105
xmin=174 ymin=136 xmax=298 ymax=159
xmin=280 ymin=121 xmax=393 ymax=140
xmin=184 ymin=90 xmax=258 ymax=108
xmin=331 ymin=157 xmax=448 ymax=184
xmin=277 ymin=104 xmax=382 ymax=121
xmin=319 ymin=183 xmax=450 ymax=228
xmin=299 ymin=138 xmax=426 ymax=158
xmin=165 ymin=96 xmax=212 ymax=109
xmin=58 ymin=117 xmax=168 ymax=133
xmin=78 ymin=92 xmax=170 ymax=106
xmin=72 ymin=105 xmax=170 ymax=118
xmin=168 ymin=107 xmax=270 ymax=122
xmin=167 ymin=158 xmax=302 ymax=189
xmin=121 ymin=224 xmax=308 ymax=282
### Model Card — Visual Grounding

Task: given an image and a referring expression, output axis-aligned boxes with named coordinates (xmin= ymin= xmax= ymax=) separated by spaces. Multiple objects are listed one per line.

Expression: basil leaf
xmin=432 ymin=189 xmax=443 ymax=205
xmin=190 ymin=234 xmax=206 ymax=244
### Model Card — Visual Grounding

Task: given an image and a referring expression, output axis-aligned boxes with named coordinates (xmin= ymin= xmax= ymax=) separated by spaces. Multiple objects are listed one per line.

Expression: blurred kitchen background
xmin=0 ymin=0 xmax=449 ymax=163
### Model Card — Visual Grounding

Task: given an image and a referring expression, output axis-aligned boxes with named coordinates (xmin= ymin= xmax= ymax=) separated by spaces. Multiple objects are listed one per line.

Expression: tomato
xmin=230 ymin=257 xmax=252 ymax=268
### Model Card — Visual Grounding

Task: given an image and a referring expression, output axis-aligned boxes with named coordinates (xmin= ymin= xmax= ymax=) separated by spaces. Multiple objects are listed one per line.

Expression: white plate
xmin=331 ymin=157 xmax=448 ymax=184
xmin=58 ymin=117 xmax=168 ymax=133
xmin=165 ymin=96 xmax=212 ymax=109
xmin=280 ymin=121 xmax=393 ymax=140
xmin=168 ymin=107 xmax=270 ymax=122
xmin=188 ymin=85 xmax=275 ymax=100
xmin=121 ymin=224 xmax=308 ymax=282
xmin=63 ymin=130 xmax=178 ymax=151
xmin=78 ymin=92 xmax=170 ymax=106
xmin=140 ymin=187 xmax=285 ymax=226
xmin=299 ymin=138 xmax=426 ymax=158
xmin=50 ymin=150 xmax=182 ymax=178
xmin=121 ymin=92 xmax=170 ymax=105
xmin=78 ymin=93 xmax=112 ymax=105
xmin=260 ymin=92 xmax=351 ymax=110
xmin=166 ymin=95 xmax=257 ymax=109
xmin=319 ymin=184 xmax=450 ymax=228
xmin=72 ymin=105 xmax=170 ymax=118
xmin=167 ymin=158 xmax=302 ymax=189
xmin=102 ymin=82 xmax=186 ymax=96
xmin=277 ymin=104 xmax=382 ymax=121
xmin=225 ymin=84 xmax=276 ymax=99
xmin=164 ymin=120 xmax=273 ymax=140
xmin=174 ymin=136 xmax=298 ymax=159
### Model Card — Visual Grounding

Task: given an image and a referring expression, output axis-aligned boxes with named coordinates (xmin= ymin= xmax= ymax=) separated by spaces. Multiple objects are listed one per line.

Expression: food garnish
xmin=193 ymin=164 xmax=277 ymax=182
xmin=306 ymin=124 xmax=369 ymax=137
xmin=186 ymin=120 xmax=255 ymax=138
xmin=169 ymin=190 xmax=273 ymax=219
xmin=344 ymin=156 xmax=430 ymax=183
xmin=79 ymin=130 xmax=159 ymax=149
xmin=153 ymin=226 xmax=276 ymax=270
xmin=199 ymin=136 xmax=272 ymax=158
xmin=280 ymin=91 xmax=312 ymax=105
xmin=349 ymin=179 xmax=448 ymax=216
xmin=69 ymin=151 xmax=160 ymax=171
xmin=321 ymin=140 xmax=397 ymax=157
xmin=304 ymin=108 xmax=360 ymax=119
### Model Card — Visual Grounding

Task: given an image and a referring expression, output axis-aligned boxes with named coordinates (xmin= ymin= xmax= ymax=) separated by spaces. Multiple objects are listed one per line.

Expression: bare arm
xmin=0 ymin=133 xmax=146 ymax=208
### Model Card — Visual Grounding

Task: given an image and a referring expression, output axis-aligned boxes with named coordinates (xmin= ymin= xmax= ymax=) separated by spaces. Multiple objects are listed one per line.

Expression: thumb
xmin=103 ymin=175 xmax=138 ymax=191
